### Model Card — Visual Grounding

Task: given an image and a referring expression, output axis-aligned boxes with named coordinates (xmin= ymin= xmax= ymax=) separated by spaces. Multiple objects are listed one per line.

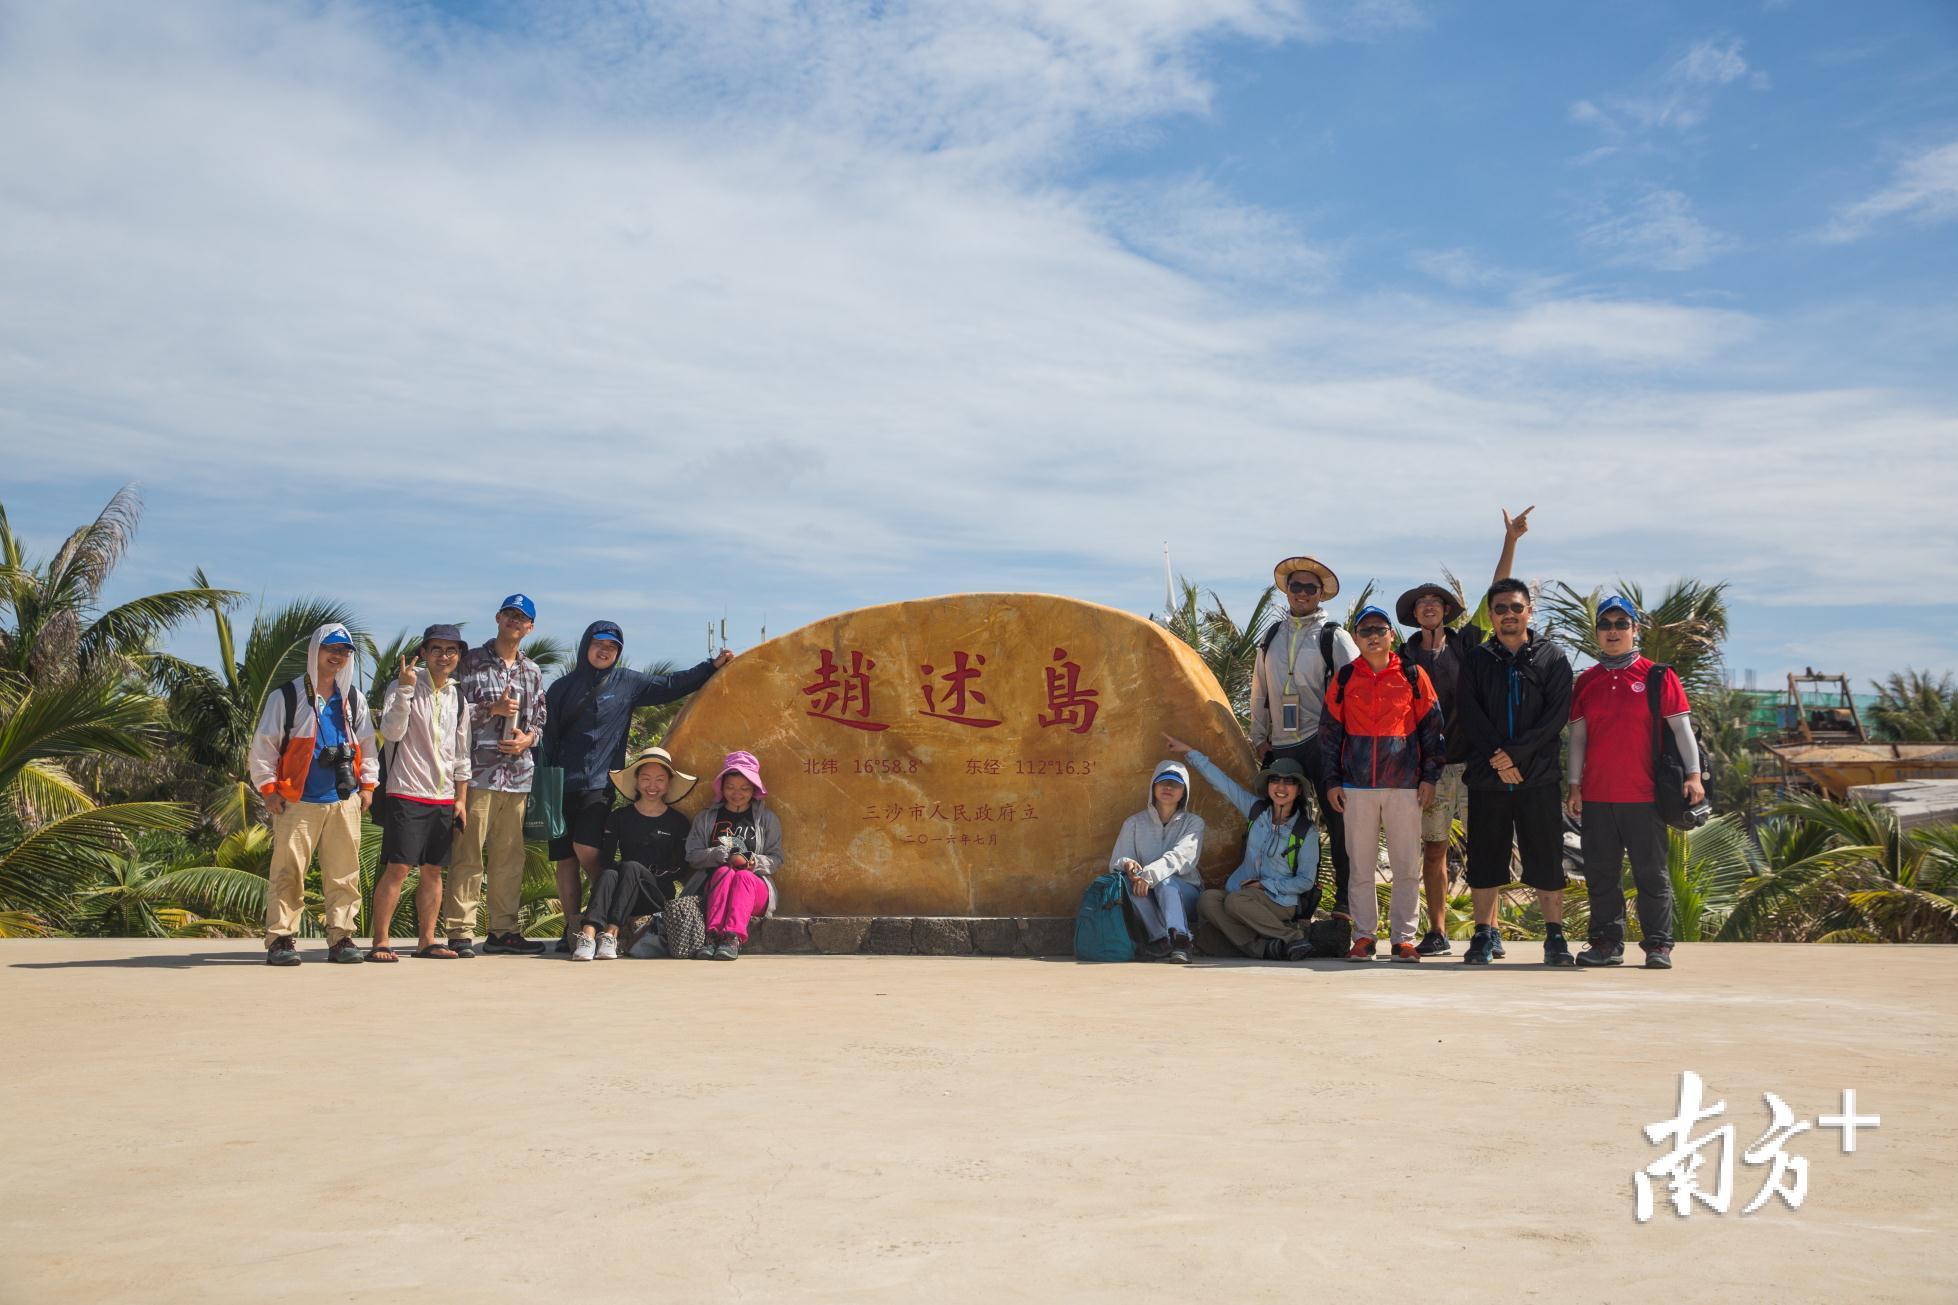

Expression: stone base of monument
xmin=744 ymin=915 xmax=1075 ymax=957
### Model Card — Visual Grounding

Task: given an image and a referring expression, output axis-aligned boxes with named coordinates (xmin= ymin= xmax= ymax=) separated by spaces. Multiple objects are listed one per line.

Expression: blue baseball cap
xmin=498 ymin=593 xmax=537 ymax=621
xmin=1151 ymin=769 xmax=1186 ymax=787
xmin=589 ymin=623 xmax=623 ymax=645
xmin=1597 ymin=595 xmax=1640 ymax=623
xmin=317 ymin=629 xmax=353 ymax=648
xmin=1352 ymin=605 xmax=1394 ymax=630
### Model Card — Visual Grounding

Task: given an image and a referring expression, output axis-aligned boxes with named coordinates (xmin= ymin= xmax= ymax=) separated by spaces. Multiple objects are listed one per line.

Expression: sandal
xmin=413 ymin=944 xmax=458 ymax=959
xmin=367 ymin=946 xmax=400 ymax=963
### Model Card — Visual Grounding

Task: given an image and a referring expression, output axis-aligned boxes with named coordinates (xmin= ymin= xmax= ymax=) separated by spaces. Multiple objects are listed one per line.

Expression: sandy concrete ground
xmin=1 ymin=940 xmax=1952 ymax=1304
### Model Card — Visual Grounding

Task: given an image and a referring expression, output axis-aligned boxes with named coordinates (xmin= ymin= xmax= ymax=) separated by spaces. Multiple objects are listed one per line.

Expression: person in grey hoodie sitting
xmin=1164 ymin=734 xmax=1322 ymax=961
xmin=1108 ymin=759 xmax=1206 ymax=964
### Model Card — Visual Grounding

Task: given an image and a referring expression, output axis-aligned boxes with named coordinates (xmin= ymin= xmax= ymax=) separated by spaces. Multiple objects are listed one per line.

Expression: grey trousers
xmin=1580 ymin=800 xmax=1673 ymax=949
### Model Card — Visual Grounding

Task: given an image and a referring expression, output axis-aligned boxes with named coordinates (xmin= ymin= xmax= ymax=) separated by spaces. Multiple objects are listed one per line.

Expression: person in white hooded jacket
xmin=246 ymin=622 xmax=378 ymax=966
xmin=1108 ymin=759 xmax=1206 ymax=964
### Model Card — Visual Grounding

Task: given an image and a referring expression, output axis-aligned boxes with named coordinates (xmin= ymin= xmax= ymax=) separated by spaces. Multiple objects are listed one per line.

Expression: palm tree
xmin=1540 ymin=578 xmax=1729 ymax=695
xmin=150 ymin=580 xmax=370 ymax=833
xmin=1154 ymin=577 xmax=1278 ymax=727
xmin=0 ymin=673 xmax=193 ymax=929
xmin=1867 ymin=670 xmax=1958 ymax=742
xmin=1722 ymin=795 xmax=1958 ymax=943
xmin=0 ymin=487 xmax=239 ymax=689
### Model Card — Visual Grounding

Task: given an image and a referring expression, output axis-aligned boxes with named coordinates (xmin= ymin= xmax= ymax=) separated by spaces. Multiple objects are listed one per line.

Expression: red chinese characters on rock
xmin=1038 ymin=647 xmax=1100 ymax=734
xmin=918 ymin=651 xmax=1003 ymax=728
xmin=802 ymin=650 xmax=889 ymax=732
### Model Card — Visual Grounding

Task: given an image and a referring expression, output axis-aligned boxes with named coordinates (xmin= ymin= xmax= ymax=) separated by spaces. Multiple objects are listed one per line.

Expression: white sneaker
xmin=571 ymin=934 xmax=597 ymax=962
xmin=595 ymin=933 xmax=619 ymax=960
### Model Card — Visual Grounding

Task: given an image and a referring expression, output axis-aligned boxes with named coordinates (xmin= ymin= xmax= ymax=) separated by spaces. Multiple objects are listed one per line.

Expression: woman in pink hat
xmin=682 ymin=751 xmax=784 ymax=960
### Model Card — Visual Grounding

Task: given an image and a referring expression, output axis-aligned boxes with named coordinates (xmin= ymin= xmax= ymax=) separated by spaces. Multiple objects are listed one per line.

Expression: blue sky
xmin=2 ymin=0 xmax=1954 ymax=686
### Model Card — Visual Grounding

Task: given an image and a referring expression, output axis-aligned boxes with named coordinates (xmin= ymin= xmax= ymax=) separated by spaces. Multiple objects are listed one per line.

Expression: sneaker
xmin=1644 ymin=945 xmax=1674 ymax=970
xmin=1489 ymin=933 xmax=1507 ymax=959
xmin=327 ymin=938 xmax=365 ymax=964
xmin=1415 ymin=929 xmax=1452 ymax=957
xmin=446 ymin=937 xmax=476 ymax=958
xmin=1345 ymin=936 xmax=1378 ymax=963
xmin=1543 ymin=932 xmax=1576 ymax=967
xmin=595 ymin=933 xmax=619 ymax=960
xmin=553 ymin=935 xmax=574 ymax=955
xmin=571 ymin=934 xmax=597 ymax=962
xmin=692 ymin=932 xmax=719 ymax=959
xmin=266 ymin=936 xmax=301 ymax=966
xmin=483 ymin=931 xmax=546 ymax=955
xmin=1164 ymin=943 xmax=1192 ymax=965
xmin=1390 ymin=942 xmax=1422 ymax=963
xmin=1576 ymin=941 xmax=1624 ymax=967
xmin=714 ymin=938 xmax=741 ymax=961
xmin=1283 ymin=937 xmax=1316 ymax=961
xmin=1463 ymin=928 xmax=1495 ymax=965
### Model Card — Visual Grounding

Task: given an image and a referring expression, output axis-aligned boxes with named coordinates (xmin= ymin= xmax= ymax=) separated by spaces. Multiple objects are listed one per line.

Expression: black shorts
xmin=549 ymin=787 xmax=614 ymax=860
xmin=1465 ymin=785 xmax=1567 ymax=891
xmin=380 ymin=797 xmax=457 ymax=868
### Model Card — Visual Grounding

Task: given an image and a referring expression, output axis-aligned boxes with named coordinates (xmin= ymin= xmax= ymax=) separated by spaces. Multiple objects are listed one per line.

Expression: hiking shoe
xmin=1489 ymin=933 xmax=1507 ymax=959
xmin=1164 ymin=943 xmax=1192 ymax=965
xmin=483 ymin=931 xmax=546 ymax=955
xmin=1576 ymin=941 xmax=1624 ymax=967
xmin=714 ymin=938 xmax=741 ymax=961
xmin=446 ymin=937 xmax=476 ymax=958
xmin=571 ymin=934 xmax=597 ymax=962
xmin=266 ymin=936 xmax=300 ymax=966
xmin=1543 ymin=932 xmax=1576 ymax=967
xmin=327 ymin=938 xmax=365 ymax=964
xmin=595 ymin=933 xmax=619 ymax=960
xmin=1283 ymin=937 xmax=1316 ymax=961
xmin=1345 ymin=937 xmax=1377 ymax=963
xmin=1415 ymin=929 xmax=1452 ymax=956
xmin=1390 ymin=942 xmax=1422 ymax=963
xmin=1644 ymin=945 xmax=1674 ymax=970
xmin=1463 ymin=928 xmax=1496 ymax=965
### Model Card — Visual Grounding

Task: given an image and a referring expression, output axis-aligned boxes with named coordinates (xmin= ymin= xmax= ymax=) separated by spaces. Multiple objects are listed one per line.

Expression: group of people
xmin=1111 ymin=507 xmax=1705 ymax=969
xmin=245 ymin=505 xmax=1704 ymax=972
xmin=245 ymin=594 xmax=781 ymax=965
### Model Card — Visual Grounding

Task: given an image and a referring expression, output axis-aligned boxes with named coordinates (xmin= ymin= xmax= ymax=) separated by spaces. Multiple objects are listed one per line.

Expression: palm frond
xmin=0 ymin=801 xmax=194 ymax=916
xmin=148 ymin=864 xmax=271 ymax=923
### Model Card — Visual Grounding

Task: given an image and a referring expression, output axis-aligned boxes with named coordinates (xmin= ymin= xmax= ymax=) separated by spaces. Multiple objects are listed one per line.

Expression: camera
xmin=316 ymin=744 xmax=358 ymax=801
xmin=1683 ymin=801 xmax=1713 ymax=829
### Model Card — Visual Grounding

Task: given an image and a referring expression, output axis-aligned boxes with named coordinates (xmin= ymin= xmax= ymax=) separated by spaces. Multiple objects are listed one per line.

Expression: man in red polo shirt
xmin=1566 ymin=595 xmax=1704 ymax=969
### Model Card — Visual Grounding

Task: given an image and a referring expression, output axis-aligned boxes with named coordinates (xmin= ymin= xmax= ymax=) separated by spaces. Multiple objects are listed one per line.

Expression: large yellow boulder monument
xmin=661 ymin=593 xmax=1258 ymax=917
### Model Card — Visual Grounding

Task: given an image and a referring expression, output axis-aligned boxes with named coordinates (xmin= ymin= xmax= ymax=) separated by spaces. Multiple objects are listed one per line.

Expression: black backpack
xmin=276 ymin=679 xmax=366 ymax=754
xmin=1646 ymin=663 xmax=1711 ymax=830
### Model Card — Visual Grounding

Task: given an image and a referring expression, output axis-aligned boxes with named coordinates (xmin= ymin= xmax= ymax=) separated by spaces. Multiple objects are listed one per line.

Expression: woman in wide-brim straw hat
xmin=570 ymin=747 xmax=699 ymax=961
xmin=682 ymin=751 xmax=785 ymax=961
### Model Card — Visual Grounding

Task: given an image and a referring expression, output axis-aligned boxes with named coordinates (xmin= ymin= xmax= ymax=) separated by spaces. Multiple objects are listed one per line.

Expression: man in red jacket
xmin=1321 ymin=606 xmax=1445 ymax=962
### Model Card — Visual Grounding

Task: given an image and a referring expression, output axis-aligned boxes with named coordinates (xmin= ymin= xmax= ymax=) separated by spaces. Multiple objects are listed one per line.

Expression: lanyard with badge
xmin=1280 ymin=619 xmax=1305 ymax=734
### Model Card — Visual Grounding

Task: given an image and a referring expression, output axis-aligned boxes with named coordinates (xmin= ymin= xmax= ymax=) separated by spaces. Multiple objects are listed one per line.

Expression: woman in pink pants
xmin=682 ymin=750 xmax=783 ymax=960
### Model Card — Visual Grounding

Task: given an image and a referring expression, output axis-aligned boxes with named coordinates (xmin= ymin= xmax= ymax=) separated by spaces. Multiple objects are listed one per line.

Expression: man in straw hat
xmin=570 ymin=747 xmax=699 ymax=961
xmin=1395 ymin=505 xmax=1533 ymax=955
xmin=1251 ymin=555 xmax=1359 ymax=917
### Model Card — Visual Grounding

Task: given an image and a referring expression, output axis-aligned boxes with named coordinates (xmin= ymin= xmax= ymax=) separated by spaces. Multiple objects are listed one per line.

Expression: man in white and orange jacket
xmin=247 ymin=622 xmax=378 ymax=965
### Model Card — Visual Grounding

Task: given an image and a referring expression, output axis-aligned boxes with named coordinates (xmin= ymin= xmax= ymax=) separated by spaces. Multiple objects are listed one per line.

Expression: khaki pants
xmin=266 ymin=797 xmax=363 ymax=946
xmin=1342 ymin=787 xmax=1424 ymax=945
xmin=443 ymin=787 xmax=529 ymax=937
xmin=1196 ymin=886 xmax=1303 ymax=958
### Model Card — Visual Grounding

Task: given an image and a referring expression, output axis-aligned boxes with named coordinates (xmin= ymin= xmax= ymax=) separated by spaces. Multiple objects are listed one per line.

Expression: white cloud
xmin=1820 ymin=140 xmax=1958 ymax=243
xmin=1571 ymin=36 xmax=1767 ymax=136
xmin=1579 ymin=189 xmax=1733 ymax=270
xmin=0 ymin=0 xmax=1951 ymax=647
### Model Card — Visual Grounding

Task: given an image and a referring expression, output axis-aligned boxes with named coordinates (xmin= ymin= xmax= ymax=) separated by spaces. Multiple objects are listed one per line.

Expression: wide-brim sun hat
xmin=610 ymin=747 xmax=698 ymax=804
xmin=1396 ymin=583 xmax=1464 ymax=628
xmin=1255 ymin=757 xmax=1309 ymax=787
xmin=1272 ymin=556 xmax=1339 ymax=600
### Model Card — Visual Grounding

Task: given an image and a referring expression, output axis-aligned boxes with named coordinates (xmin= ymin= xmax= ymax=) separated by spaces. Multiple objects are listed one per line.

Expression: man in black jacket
xmin=1453 ymin=577 xmax=1575 ymax=966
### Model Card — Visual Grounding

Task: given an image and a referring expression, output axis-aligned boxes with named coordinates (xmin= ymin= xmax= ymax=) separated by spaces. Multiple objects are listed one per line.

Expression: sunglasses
xmin=1286 ymin=581 xmax=1321 ymax=595
xmin=1595 ymin=618 xmax=1634 ymax=631
xmin=1490 ymin=601 xmax=1529 ymax=615
xmin=1355 ymin=626 xmax=1392 ymax=639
